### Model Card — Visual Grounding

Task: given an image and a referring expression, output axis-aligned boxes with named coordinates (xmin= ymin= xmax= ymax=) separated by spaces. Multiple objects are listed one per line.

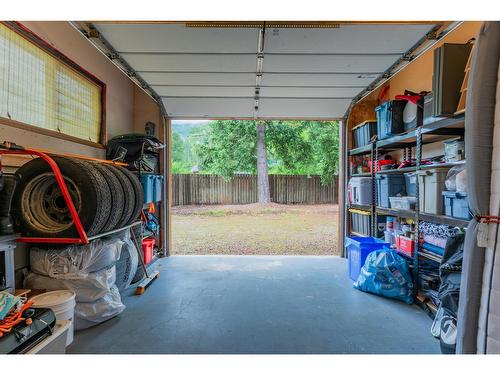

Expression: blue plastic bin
xmin=345 ymin=236 xmax=390 ymax=281
xmin=376 ymin=174 xmax=406 ymax=208
xmin=140 ymin=174 xmax=155 ymax=204
xmin=442 ymin=191 xmax=472 ymax=220
xmin=375 ymin=100 xmax=406 ymax=140
xmin=153 ymin=175 xmax=163 ymax=202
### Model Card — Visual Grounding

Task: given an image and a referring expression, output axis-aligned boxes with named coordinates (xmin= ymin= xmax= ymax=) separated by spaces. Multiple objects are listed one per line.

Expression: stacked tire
xmin=11 ymin=156 xmax=144 ymax=237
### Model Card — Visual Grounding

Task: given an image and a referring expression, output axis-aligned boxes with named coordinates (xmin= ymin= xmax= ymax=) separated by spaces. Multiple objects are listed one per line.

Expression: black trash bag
xmin=431 ymin=233 xmax=464 ymax=354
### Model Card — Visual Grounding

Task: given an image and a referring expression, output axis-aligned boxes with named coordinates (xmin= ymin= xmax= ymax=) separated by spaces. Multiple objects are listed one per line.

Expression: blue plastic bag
xmin=353 ymin=249 xmax=414 ymax=304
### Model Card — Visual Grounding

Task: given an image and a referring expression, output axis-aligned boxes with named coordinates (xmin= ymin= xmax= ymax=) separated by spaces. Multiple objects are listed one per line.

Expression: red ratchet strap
xmin=395 ymin=94 xmax=422 ymax=105
xmin=475 ymin=215 xmax=500 ymax=223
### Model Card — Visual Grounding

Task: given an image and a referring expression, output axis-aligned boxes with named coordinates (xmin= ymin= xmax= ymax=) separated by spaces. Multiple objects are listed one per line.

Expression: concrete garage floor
xmin=68 ymin=256 xmax=440 ymax=354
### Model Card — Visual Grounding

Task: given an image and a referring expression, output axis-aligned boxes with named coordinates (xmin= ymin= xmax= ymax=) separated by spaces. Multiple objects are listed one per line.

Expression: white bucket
xmin=31 ymin=290 xmax=76 ymax=346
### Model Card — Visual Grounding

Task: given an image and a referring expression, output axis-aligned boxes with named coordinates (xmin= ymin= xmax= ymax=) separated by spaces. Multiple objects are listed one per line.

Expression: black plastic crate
xmin=352 ymin=120 xmax=377 ymax=148
xmin=375 ymin=100 xmax=406 ymax=140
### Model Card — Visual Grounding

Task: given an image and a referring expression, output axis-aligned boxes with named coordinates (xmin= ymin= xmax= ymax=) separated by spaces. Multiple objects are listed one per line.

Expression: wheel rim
xmin=21 ymin=173 xmax=82 ymax=233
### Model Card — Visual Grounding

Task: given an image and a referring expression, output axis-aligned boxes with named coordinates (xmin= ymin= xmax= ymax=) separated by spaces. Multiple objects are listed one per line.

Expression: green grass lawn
xmin=172 ymin=203 xmax=339 ymax=255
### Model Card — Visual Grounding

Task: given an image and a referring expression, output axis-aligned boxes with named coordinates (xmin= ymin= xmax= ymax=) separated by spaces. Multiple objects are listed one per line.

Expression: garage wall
xmin=133 ymin=85 xmax=163 ymax=136
xmin=348 ymin=21 xmax=483 ymax=133
xmin=1 ymin=21 xmax=161 ymax=164
xmin=347 ymin=22 xmax=483 ymax=163
xmin=0 ymin=21 xmax=162 ymax=282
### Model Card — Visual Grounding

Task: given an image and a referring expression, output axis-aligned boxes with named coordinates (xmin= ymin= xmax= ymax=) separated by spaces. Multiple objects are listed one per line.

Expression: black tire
xmin=12 ymin=156 xmax=111 ymax=237
xmin=89 ymin=162 xmax=125 ymax=231
xmin=104 ymin=164 xmax=135 ymax=228
xmin=116 ymin=166 xmax=144 ymax=224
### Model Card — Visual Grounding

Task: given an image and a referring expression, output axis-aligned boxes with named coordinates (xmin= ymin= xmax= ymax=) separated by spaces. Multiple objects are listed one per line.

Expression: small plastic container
xmin=444 ymin=140 xmax=465 ymax=162
xmin=375 ymin=100 xmax=406 ymax=140
xmin=376 ymin=174 xmax=406 ymax=208
xmin=389 ymin=196 xmax=417 ymax=210
xmin=396 ymin=235 xmax=416 ymax=257
xmin=442 ymin=191 xmax=472 ymax=220
xmin=142 ymin=238 xmax=155 ymax=264
xmin=345 ymin=236 xmax=390 ymax=281
xmin=140 ymin=174 xmax=155 ymax=204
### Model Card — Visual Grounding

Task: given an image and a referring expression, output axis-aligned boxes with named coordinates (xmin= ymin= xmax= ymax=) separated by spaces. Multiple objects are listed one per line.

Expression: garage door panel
xmin=164 ymin=97 xmax=254 ymax=118
xmin=260 ymin=86 xmax=361 ymax=98
xmin=258 ymin=98 xmax=351 ymax=118
xmin=122 ymin=53 xmax=256 ymax=72
xmin=94 ymin=23 xmax=260 ymax=53
xmin=264 ymin=54 xmax=398 ymax=74
xmin=141 ymin=72 xmax=256 ymax=86
xmin=154 ymin=86 xmax=254 ymax=97
xmin=264 ymin=24 xmax=436 ymax=54
xmin=261 ymin=73 xmax=375 ymax=87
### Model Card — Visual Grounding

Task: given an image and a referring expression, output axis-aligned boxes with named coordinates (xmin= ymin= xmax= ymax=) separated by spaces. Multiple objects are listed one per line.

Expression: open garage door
xmin=73 ymin=22 xmax=443 ymax=120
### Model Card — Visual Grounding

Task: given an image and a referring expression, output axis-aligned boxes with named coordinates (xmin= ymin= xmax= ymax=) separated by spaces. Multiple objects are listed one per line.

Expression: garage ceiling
xmin=90 ymin=22 xmax=441 ymax=119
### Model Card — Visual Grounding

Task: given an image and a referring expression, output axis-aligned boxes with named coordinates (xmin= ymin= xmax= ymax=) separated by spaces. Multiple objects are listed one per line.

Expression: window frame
xmin=0 ymin=21 xmax=107 ymax=148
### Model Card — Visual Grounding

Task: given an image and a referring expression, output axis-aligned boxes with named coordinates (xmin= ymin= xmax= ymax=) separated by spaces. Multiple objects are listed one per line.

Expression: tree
xmin=172 ymin=132 xmax=185 ymax=164
xmin=192 ymin=119 xmax=339 ymax=201
xmin=256 ymin=121 xmax=270 ymax=203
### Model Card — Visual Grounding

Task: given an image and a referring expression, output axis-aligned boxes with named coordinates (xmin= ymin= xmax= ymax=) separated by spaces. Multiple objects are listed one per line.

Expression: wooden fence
xmin=172 ymin=174 xmax=338 ymax=206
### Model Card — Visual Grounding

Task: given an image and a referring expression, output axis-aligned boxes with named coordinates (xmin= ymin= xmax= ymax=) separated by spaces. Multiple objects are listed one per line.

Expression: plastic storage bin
xmin=404 ymin=172 xmax=417 ymax=197
xmin=442 ymin=191 xmax=472 ymax=220
xmin=153 ymin=175 xmax=163 ymax=202
xmin=418 ymin=168 xmax=449 ymax=214
xmin=389 ymin=196 xmax=417 ymax=210
xmin=349 ymin=210 xmax=386 ymax=237
xmin=375 ymin=100 xmax=406 ymax=140
xmin=353 ymin=120 xmax=377 ymax=148
xmin=142 ymin=238 xmax=155 ymax=264
xmin=401 ymin=97 xmax=424 ymax=131
xmin=140 ymin=174 xmax=155 ymax=203
xmin=348 ymin=177 xmax=373 ymax=205
xmin=345 ymin=236 xmax=390 ymax=281
xmin=350 ymin=209 xmax=371 ymax=236
xmin=444 ymin=140 xmax=465 ymax=162
xmin=396 ymin=235 xmax=416 ymax=257
xmin=376 ymin=174 xmax=406 ymax=208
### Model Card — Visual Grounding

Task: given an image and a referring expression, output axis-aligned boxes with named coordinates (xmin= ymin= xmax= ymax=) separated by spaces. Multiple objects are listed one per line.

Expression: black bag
xmin=431 ymin=233 xmax=464 ymax=354
xmin=106 ymin=134 xmax=164 ymax=173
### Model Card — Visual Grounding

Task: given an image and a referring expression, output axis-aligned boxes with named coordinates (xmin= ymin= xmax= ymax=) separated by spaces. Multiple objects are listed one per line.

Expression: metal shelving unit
xmin=346 ymin=113 xmax=469 ymax=296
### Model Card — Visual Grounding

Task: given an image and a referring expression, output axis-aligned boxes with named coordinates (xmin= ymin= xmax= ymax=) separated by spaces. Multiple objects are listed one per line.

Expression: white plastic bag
xmin=115 ymin=231 xmax=139 ymax=291
xmin=23 ymin=266 xmax=117 ymax=303
xmin=445 ymin=165 xmax=467 ymax=191
xmin=74 ymin=285 xmax=126 ymax=330
xmin=29 ymin=237 xmax=123 ymax=278
xmin=455 ymin=169 xmax=467 ymax=192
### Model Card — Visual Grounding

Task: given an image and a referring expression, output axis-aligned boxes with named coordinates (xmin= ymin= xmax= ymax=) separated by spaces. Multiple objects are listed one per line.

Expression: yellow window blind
xmin=0 ymin=23 xmax=102 ymax=143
